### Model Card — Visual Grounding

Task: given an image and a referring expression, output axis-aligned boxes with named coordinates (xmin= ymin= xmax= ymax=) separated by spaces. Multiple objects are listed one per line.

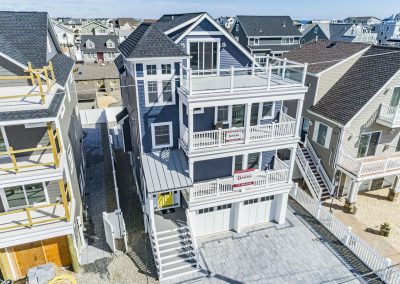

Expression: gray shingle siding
xmin=193 ymin=19 xmax=218 ymax=32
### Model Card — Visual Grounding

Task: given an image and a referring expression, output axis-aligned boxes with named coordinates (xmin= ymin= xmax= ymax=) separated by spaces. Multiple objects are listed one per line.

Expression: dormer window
xmin=254 ymin=38 xmax=259 ymax=45
xmin=106 ymin=39 xmax=115 ymax=48
xmin=86 ymin=40 xmax=95 ymax=49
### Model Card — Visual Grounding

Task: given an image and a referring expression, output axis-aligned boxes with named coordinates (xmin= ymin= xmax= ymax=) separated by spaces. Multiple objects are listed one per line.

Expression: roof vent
xmin=259 ymin=28 xmax=262 ymax=33
xmin=326 ymin=42 xmax=337 ymax=48
xmin=282 ymin=21 xmax=286 ymax=28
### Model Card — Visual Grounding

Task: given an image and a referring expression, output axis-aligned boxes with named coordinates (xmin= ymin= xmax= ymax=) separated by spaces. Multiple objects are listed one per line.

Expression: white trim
xmin=144 ymin=79 xmax=176 ymax=107
xmin=186 ymin=38 xmax=221 ymax=71
xmin=260 ymin=101 xmax=275 ymax=120
xmin=254 ymin=38 xmax=259 ymax=46
xmin=307 ymin=109 xmax=344 ymax=127
xmin=214 ymin=105 xmax=231 ymax=126
xmin=151 ymin=121 xmax=173 ymax=150
xmin=313 ymin=121 xmax=332 ymax=149
xmin=126 ymin=56 xmax=190 ymax=63
xmin=174 ymin=13 xmax=255 ymax=63
xmin=189 ymin=31 xmax=224 ymax=36
xmin=164 ymin=14 xmax=204 ymax=35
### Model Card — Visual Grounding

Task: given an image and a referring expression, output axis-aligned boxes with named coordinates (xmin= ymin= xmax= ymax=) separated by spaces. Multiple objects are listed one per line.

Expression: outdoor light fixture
xmin=221 ymin=42 xmax=227 ymax=47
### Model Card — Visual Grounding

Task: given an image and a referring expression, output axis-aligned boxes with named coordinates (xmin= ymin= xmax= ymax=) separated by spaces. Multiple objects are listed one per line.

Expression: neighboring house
xmin=81 ymin=21 xmax=111 ymax=35
xmin=286 ymin=41 xmax=400 ymax=213
xmin=302 ymin=22 xmax=377 ymax=44
xmin=114 ymin=18 xmax=141 ymax=42
xmin=0 ymin=11 xmax=86 ymax=281
xmin=375 ymin=13 xmax=400 ymax=47
xmin=52 ymin=20 xmax=75 ymax=57
xmin=344 ymin=16 xmax=381 ymax=26
xmin=231 ymin=15 xmax=302 ymax=57
xmin=115 ymin=12 xmax=307 ymax=280
xmin=74 ymin=63 xmax=120 ymax=109
xmin=216 ymin=16 xmax=236 ymax=30
xmin=80 ymin=35 xmax=119 ymax=63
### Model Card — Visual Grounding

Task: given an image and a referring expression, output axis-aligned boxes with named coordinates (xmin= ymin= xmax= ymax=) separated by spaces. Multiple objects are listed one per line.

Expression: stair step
xmin=161 ymin=254 xmax=195 ymax=267
xmin=161 ymin=259 xmax=197 ymax=274
xmin=158 ymin=241 xmax=193 ymax=253
xmin=160 ymin=264 xmax=199 ymax=280
xmin=160 ymin=247 xmax=194 ymax=259
xmin=157 ymin=231 xmax=190 ymax=242
xmin=158 ymin=236 xmax=192 ymax=247
xmin=157 ymin=226 xmax=188 ymax=236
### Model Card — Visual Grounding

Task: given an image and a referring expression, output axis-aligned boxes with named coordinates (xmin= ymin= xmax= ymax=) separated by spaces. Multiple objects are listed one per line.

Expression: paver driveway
xmin=196 ymin=209 xmax=360 ymax=284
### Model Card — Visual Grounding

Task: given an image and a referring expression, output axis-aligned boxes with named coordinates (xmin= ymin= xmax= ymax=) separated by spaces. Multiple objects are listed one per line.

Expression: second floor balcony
xmin=377 ymin=104 xmax=400 ymax=128
xmin=184 ymin=156 xmax=290 ymax=203
xmin=179 ymin=57 xmax=307 ymax=98
xmin=338 ymin=152 xmax=400 ymax=179
xmin=180 ymin=112 xmax=297 ymax=152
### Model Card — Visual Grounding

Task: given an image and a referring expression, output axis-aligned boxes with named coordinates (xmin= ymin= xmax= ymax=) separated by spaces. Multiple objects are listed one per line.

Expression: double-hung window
xmin=313 ymin=121 xmax=332 ymax=148
xmin=147 ymin=81 xmax=158 ymax=103
xmin=161 ymin=64 xmax=171 ymax=74
xmin=162 ymin=81 xmax=173 ymax=103
xmin=357 ymin=132 xmax=380 ymax=158
xmin=262 ymin=102 xmax=274 ymax=118
xmin=217 ymin=106 xmax=229 ymax=123
xmin=151 ymin=122 xmax=173 ymax=149
xmin=146 ymin=64 xmax=157 ymax=75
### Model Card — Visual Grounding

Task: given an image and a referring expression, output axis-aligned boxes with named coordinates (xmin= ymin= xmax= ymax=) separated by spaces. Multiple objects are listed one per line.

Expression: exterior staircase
xmin=149 ymin=217 xmax=200 ymax=281
xmin=295 ymin=138 xmax=332 ymax=201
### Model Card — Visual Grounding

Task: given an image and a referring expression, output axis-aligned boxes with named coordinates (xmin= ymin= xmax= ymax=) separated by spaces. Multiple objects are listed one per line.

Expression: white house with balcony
xmin=115 ymin=12 xmax=307 ymax=281
xmin=286 ymin=42 xmax=400 ymax=213
xmin=375 ymin=13 xmax=400 ymax=47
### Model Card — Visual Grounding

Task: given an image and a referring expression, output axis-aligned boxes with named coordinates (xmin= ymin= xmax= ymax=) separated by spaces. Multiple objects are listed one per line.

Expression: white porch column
xmin=189 ymin=159 xmax=194 ymax=181
xmin=288 ymin=146 xmax=296 ymax=182
xmin=274 ymin=192 xmax=289 ymax=224
xmin=188 ymin=107 xmax=194 ymax=151
xmin=344 ymin=180 xmax=360 ymax=214
xmin=233 ymin=201 xmax=242 ymax=233
xmin=178 ymin=100 xmax=183 ymax=140
xmin=388 ymin=175 xmax=400 ymax=201
xmin=244 ymin=102 xmax=252 ymax=144
xmin=295 ymin=99 xmax=304 ymax=137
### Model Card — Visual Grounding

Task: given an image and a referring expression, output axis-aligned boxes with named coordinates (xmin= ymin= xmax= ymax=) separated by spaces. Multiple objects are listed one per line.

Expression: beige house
xmin=286 ymin=41 xmax=400 ymax=213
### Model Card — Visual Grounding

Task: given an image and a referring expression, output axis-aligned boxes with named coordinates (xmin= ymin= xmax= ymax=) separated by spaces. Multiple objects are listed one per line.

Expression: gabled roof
xmin=155 ymin=12 xmax=204 ymax=32
xmin=81 ymin=20 xmax=108 ymax=29
xmin=285 ymin=40 xmax=369 ymax=74
xmin=236 ymin=15 xmax=302 ymax=37
xmin=310 ymin=46 xmax=400 ymax=125
xmin=115 ymin=18 xmax=141 ymax=27
xmin=81 ymin=35 xmax=119 ymax=53
xmin=0 ymin=11 xmax=74 ymax=86
xmin=118 ymin=22 xmax=188 ymax=59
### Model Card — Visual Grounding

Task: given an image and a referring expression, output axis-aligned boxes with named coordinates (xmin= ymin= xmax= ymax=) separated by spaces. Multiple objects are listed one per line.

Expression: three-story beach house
xmin=115 ymin=12 xmax=308 ymax=280
xmin=0 ymin=12 xmax=86 ymax=281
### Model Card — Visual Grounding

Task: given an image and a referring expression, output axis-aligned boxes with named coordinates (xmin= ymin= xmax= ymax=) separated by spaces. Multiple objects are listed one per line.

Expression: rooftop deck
xmin=179 ymin=57 xmax=307 ymax=96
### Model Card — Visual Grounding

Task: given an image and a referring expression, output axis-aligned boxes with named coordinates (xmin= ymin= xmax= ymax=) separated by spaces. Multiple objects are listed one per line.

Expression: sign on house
xmin=225 ymin=129 xmax=244 ymax=143
xmin=233 ymin=169 xmax=256 ymax=189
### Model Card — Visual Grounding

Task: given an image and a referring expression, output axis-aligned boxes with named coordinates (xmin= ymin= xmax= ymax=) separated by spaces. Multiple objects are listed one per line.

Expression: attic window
xmin=86 ymin=40 xmax=95 ymax=49
xmin=106 ymin=39 xmax=115 ymax=48
xmin=326 ymin=42 xmax=337 ymax=48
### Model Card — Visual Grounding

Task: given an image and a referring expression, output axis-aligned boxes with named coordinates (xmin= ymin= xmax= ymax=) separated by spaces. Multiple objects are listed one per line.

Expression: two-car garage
xmin=191 ymin=195 xmax=276 ymax=237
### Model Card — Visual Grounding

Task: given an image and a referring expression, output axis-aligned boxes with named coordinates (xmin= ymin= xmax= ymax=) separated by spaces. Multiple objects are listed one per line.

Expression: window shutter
xmin=325 ymin=126 xmax=332 ymax=149
xmin=312 ymin=122 xmax=319 ymax=142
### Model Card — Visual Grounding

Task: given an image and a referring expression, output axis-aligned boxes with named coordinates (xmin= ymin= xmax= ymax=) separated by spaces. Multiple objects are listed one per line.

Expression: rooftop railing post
xmin=282 ymin=58 xmax=287 ymax=78
xmin=36 ymin=72 xmax=45 ymax=104
xmin=59 ymin=180 xmax=71 ymax=222
xmin=188 ymin=68 xmax=193 ymax=95
xmin=267 ymin=67 xmax=272 ymax=89
xmin=302 ymin=63 xmax=308 ymax=86
xmin=47 ymin=122 xmax=60 ymax=167
xmin=8 ymin=147 xmax=18 ymax=173
xmin=230 ymin=66 xmax=234 ymax=92
xmin=27 ymin=62 xmax=35 ymax=85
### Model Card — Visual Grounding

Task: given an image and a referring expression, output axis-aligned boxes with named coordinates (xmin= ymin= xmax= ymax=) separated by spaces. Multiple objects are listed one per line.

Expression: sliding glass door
xmin=357 ymin=132 xmax=380 ymax=158
xmin=390 ymin=87 xmax=400 ymax=107
xmin=2 ymin=183 xmax=47 ymax=210
xmin=189 ymin=41 xmax=218 ymax=75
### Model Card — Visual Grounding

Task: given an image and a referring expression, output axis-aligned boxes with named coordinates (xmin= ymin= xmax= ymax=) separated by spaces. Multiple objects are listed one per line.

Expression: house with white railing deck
xmin=115 ymin=12 xmax=307 ymax=281
xmin=286 ymin=41 xmax=400 ymax=213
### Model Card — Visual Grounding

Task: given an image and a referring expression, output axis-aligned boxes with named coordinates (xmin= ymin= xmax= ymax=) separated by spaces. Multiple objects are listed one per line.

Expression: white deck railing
xmin=378 ymin=104 xmax=400 ymax=126
xmin=290 ymin=184 xmax=400 ymax=283
xmin=179 ymin=56 xmax=307 ymax=96
xmin=183 ymin=113 xmax=296 ymax=150
xmin=338 ymin=153 xmax=400 ymax=177
xmin=190 ymin=157 xmax=289 ymax=201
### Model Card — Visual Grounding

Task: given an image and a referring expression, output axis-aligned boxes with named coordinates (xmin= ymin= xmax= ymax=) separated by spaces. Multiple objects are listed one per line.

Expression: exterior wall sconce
xmin=221 ymin=42 xmax=227 ymax=48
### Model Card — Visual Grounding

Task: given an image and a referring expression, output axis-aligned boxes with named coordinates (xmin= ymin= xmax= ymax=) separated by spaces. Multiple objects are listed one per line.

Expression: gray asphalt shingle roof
xmin=155 ymin=12 xmax=203 ymax=32
xmin=74 ymin=63 xmax=119 ymax=80
xmin=114 ymin=54 xmax=125 ymax=74
xmin=285 ymin=40 xmax=369 ymax=74
xmin=237 ymin=15 xmax=302 ymax=37
xmin=142 ymin=149 xmax=192 ymax=193
xmin=310 ymin=46 xmax=400 ymax=125
xmin=81 ymin=35 xmax=119 ymax=53
xmin=0 ymin=11 xmax=74 ymax=87
xmin=118 ymin=22 xmax=188 ymax=59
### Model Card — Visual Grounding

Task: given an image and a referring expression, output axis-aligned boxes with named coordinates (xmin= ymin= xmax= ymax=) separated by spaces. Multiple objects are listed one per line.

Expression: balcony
xmin=179 ymin=57 xmax=307 ymax=97
xmin=180 ymin=112 xmax=297 ymax=152
xmin=338 ymin=152 xmax=400 ymax=179
xmin=0 ymin=181 xmax=72 ymax=233
xmin=377 ymin=104 xmax=400 ymax=128
xmin=0 ymin=123 xmax=63 ymax=184
xmin=185 ymin=157 xmax=289 ymax=202
xmin=0 ymin=61 xmax=57 ymax=112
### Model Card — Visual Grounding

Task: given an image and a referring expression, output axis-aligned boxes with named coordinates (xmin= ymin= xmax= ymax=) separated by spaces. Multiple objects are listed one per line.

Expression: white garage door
xmin=193 ymin=204 xmax=234 ymax=237
xmin=240 ymin=195 xmax=275 ymax=228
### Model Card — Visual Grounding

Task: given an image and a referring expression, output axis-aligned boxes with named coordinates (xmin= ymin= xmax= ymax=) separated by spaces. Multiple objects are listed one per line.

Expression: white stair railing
xmin=185 ymin=209 xmax=200 ymax=269
xmin=147 ymin=215 xmax=162 ymax=278
xmin=304 ymin=137 xmax=333 ymax=194
xmin=295 ymin=145 xmax=323 ymax=200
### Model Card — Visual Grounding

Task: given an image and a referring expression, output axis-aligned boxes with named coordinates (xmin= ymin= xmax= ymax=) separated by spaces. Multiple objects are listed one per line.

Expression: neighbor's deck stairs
xmin=150 ymin=223 xmax=200 ymax=281
xmin=295 ymin=138 xmax=332 ymax=201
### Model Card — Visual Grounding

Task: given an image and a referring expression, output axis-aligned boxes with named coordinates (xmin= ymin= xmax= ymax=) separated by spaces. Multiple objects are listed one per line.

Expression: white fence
xmin=290 ymin=184 xmax=400 ymax=283
xmin=79 ymin=106 xmax=124 ymax=125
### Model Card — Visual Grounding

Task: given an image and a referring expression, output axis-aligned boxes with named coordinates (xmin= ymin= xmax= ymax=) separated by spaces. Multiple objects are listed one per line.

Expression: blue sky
xmin=0 ymin=0 xmax=397 ymax=19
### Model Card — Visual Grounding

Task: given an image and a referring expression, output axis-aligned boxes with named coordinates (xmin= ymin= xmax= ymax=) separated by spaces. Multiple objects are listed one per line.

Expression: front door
xmin=97 ymin=52 xmax=104 ymax=62
xmin=158 ymin=192 xmax=174 ymax=208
